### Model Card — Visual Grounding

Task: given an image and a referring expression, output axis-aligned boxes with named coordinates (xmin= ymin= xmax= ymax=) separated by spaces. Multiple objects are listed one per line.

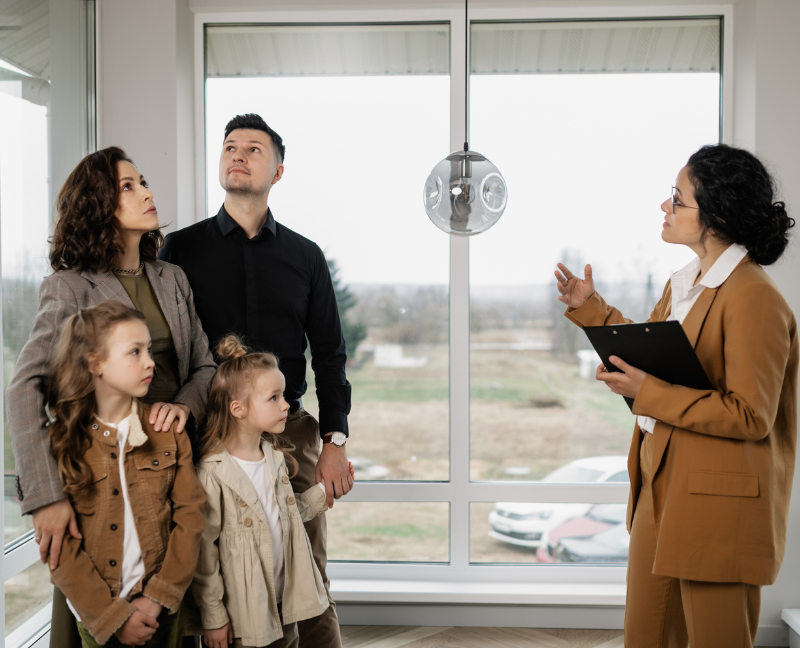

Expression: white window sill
xmin=330 ymin=579 xmax=626 ymax=606
xmin=781 ymin=609 xmax=800 ymax=634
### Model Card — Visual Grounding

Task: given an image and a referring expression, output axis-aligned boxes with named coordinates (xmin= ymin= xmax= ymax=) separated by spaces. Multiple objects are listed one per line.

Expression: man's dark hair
xmin=223 ymin=113 xmax=285 ymax=163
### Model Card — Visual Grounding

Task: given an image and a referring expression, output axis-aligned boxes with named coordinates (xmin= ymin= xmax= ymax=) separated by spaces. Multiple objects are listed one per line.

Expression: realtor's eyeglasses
xmin=672 ymin=186 xmax=699 ymax=211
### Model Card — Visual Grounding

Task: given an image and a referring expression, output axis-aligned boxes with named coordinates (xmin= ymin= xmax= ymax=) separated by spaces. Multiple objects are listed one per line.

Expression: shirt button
xmin=243 ymin=518 xmax=253 ymax=527
xmin=110 ymin=524 xmax=118 ymax=531
xmin=109 ymin=560 xmax=117 ymax=567
xmin=287 ymin=496 xmax=295 ymax=506
xmin=282 ymin=476 xmax=290 ymax=484
xmin=112 ymin=489 xmax=119 ymax=496
xmin=110 ymin=452 xmax=117 ymax=459
xmin=152 ymin=459 xmax=159 ymax=466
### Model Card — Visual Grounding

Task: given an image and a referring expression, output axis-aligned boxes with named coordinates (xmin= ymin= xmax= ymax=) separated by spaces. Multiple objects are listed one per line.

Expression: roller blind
xmin=471 ymin=19 xmax=720 ymax=75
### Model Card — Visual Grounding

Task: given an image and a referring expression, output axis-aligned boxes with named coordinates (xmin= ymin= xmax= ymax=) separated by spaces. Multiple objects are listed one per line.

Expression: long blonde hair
xmin=197 ymin=335 xmax=299 ymax=477
xmin=48 ymin=301 xmax=147 ymax=495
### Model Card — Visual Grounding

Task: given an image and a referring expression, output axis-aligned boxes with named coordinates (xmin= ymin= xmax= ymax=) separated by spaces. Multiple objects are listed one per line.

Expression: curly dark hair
xmin=686 ymin=144 xmax=794 ymax=265
xmin=224 ymin=113 xmax=285 ymax=163
xmin=49 ymin=146 xmax=165 ymax=273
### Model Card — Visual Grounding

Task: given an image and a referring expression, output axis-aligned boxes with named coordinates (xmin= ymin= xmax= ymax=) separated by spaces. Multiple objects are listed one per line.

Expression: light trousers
xmin=624 ymin=433 xmax=761 ymax=648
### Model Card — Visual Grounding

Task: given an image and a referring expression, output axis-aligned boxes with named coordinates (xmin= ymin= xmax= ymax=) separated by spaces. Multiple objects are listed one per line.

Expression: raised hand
xmin=554 ymin=263 xmax=595 ymax=309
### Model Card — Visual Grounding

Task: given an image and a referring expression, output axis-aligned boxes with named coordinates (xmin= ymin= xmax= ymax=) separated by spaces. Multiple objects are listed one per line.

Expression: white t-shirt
xmin=68 ymin=415 xmax=145 ymax=619
xmin=230 ymin=454 xmax=286 ymax=600
xmin=637 ymin=243 xmax=749 ymax=434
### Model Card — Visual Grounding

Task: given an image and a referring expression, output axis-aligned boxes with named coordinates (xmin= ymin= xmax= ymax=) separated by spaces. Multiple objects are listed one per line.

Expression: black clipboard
xmin=583 ymin=321 xmax=714 ymax=411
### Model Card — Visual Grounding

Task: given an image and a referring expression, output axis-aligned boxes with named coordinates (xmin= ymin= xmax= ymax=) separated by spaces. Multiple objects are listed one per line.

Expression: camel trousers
xmin=624 ymin=433 xmax=761 ymax=648
xmin=284 ymin=409 xmax=342 ymax=648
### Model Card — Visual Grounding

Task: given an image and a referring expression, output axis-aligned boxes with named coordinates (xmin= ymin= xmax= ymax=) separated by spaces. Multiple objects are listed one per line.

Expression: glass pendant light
xmin=423 ymin=0 xmax=507 ymax=236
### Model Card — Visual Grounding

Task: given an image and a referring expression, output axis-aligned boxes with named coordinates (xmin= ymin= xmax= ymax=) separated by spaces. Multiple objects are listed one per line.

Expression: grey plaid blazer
xmin=5 ymin=260 xmax=216 ymax=514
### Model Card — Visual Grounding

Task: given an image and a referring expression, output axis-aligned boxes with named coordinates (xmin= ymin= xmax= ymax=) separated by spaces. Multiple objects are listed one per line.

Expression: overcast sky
xmin=206 ymin=72 xmax=719 ymax=287
xmin=0 ymin=71 xmax=718 ymax=288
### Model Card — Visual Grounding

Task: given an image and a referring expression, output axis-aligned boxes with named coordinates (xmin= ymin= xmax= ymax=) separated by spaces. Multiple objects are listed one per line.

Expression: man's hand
xmin=149 ymin=402 xmax=191 ymax=433
xmin=595 ymin=356 xmax=648 ymax=399
xmin=114 ymin=609 xmax=159 ymax=646
xmin=316 ymin=437 xmax=354 ymax=508
xmin=203 ymin=622 xmax=233 ymax=648
xmin=33 ymin=499 xmax=81 ymax=569
xmin=132 ymin=597 xmax=162 ymax=623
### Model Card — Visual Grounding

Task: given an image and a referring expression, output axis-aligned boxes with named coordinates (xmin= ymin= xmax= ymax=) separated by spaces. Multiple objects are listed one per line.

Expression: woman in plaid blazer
xmin=5 ymin=147 xmax=216 ymax=647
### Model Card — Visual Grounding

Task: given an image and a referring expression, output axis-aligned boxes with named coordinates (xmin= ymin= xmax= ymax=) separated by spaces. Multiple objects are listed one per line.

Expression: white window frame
xmin=1 ymin=0 xmax=98 ymax=641
xmin=191 ymin=0 xmax=734 ymax=606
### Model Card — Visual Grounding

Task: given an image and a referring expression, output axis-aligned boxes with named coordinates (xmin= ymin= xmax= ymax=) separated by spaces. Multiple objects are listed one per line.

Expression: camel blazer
xmin=6 ymin=260 xmax=216 ymax=514
xmin=566 ymin=257 xmax=798 ymax=585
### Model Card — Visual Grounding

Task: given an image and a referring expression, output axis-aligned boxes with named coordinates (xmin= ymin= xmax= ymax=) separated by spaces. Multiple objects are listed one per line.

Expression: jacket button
xmin=109 ymin=560 xmax=117 ymax=567
xmin=238 ymin=499 xmax=247 ymax=507
xmin=287 ymin=496 xmax=295 ymax=506
xmin=282 ymin=476 xmax=290 ymax=484
xmin=152 ymin=459 xmax=159 ymax=466
xmin=110 ymin=524 xmax=118 ymax=531
xmin=243 ymin=518 xmax=253 ymax=527
xmin=110 ymin=452 xmax=117 ymax=459
xmin=112 ymin=489 xmax=119 ymax=496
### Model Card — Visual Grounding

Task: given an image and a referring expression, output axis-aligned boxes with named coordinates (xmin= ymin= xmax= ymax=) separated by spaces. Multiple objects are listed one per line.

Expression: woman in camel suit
xmin=556 ymin=144 xmax=797 ymax=648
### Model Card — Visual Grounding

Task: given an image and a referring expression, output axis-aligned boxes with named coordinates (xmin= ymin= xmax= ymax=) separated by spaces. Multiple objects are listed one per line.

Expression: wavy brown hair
xmin=48 ymin=301 xmax=147 ymax=495
xmin=197 ymin=336 xmax=299 ymax=477
xmin=49 ymin=146 xmax=164 ymax=273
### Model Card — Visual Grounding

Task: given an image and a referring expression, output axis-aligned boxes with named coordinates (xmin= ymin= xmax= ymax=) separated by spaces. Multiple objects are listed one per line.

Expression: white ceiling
xmin=0 ymin=0 xmax=49 ymax=80
xmin=207 ymin=18 xmax=719 ymax=78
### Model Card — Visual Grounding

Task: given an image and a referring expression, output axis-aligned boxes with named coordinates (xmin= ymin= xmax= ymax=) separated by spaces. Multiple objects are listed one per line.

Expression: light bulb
xmin=423 ymin=149 xmax=507 ymax=236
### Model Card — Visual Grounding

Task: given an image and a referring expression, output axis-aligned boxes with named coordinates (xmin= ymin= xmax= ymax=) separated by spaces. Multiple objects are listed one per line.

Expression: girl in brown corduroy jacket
xmin=46 ymin=301 xmax=205 ymax=647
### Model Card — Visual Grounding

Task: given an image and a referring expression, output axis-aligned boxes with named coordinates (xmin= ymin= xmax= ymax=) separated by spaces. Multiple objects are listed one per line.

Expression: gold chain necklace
xmin=112 ymin=261 xmax=145 ymax=275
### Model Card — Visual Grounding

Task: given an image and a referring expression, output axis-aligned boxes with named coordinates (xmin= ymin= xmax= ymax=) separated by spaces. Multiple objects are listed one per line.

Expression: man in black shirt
xmin=160 ymin=114 xmax=352 ymax=647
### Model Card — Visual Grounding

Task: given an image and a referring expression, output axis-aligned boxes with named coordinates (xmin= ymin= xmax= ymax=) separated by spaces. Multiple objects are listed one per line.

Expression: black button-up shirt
xmin=160 ymin=205 xmax=351 ymax=436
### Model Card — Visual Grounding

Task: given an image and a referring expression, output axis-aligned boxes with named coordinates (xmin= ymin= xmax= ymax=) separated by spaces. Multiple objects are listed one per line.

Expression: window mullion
xmin=449 ymin=8 xmax=470 ymax=572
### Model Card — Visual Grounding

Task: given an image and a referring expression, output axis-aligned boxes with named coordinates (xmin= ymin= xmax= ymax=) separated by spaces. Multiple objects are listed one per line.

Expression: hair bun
xmin=216 ymin=335 xmax=248 ymax=361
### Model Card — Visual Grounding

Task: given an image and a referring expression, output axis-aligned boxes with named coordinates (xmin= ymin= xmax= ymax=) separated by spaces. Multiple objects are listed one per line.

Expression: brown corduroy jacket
xmin=49 ymin=401 xmax=206 ymax=645
xmin=566 ymin=256 xmax=798 ymax=585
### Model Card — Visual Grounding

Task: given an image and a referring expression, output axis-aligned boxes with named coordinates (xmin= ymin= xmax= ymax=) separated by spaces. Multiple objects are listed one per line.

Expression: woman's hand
xmin=595 ymin=356 xmax=647 ymax=399
xmin=149 ymin=402 xmax=191 ymax=433
xmin=555 ymin=263 xmax=595 ymax=309
xmin=33 ymin=499 xmax=81 ymax=569
xmin=203 ymin=622 xmax=233 ymax=648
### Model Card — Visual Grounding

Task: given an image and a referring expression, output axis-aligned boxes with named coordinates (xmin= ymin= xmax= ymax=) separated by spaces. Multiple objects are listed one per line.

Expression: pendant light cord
xmin=464 ymin=0 xmax=469 ymax=152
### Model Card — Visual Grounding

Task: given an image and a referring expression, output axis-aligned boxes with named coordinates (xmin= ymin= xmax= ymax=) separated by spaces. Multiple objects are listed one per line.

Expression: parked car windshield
xmin=541 ymin=466 xmax=604 ymax=483
xmin=587 ymin=504 xmax=627 ymax=525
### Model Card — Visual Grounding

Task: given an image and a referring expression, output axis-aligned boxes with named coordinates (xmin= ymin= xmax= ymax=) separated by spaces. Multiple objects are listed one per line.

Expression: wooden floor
xmin=340 ymin=626 xmax=625 ymax=648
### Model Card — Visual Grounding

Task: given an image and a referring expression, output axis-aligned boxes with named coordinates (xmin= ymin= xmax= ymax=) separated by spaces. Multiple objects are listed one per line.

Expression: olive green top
xmin=114 ymin=273 xmax=181 ymax=404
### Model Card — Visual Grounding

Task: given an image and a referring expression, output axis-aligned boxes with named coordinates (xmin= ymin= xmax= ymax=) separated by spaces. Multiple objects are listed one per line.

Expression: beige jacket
xmin=566 ymin=257 xmax=798 ymax=585
xmin=189 ymin=438 xmax=329 ymax=646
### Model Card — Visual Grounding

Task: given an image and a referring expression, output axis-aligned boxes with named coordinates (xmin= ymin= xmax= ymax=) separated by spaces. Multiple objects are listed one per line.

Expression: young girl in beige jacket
xmin=190 ymin=336 xmax=351 ymax=648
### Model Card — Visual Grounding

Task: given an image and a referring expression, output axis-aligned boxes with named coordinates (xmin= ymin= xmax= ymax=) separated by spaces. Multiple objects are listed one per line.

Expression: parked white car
xmin=488 ymin=456 xmax=629 ymax=549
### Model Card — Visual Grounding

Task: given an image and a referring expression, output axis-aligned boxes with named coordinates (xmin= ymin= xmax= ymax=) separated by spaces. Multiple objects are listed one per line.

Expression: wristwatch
xmin=325 ymin=432 xmax=347 ymax=448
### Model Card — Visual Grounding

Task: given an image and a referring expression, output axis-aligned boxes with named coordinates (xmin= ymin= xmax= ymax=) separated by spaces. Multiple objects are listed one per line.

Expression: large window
xmin=205 ymin=23 xmax=451 ymax=560
xmin=1 ymin=0 xmax=96 ymax=640
xmin=469 ymin=18 xmax=720 ymax=564
xmin=202 ymin=13 xmax=721 ymax=581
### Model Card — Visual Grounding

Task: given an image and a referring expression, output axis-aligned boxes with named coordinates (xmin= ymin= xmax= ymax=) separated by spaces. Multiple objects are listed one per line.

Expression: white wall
xmin=97 ymin=0 xmax=800 ymax=643
xmin=732 ymin=0 xmax=800 ymax=637
xmin=98 ymin=0 xmax=195 ymax=234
